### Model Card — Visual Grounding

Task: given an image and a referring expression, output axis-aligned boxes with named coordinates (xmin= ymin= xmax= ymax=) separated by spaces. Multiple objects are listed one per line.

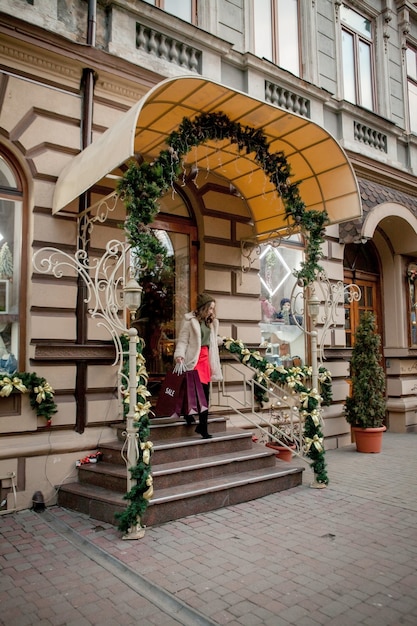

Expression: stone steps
xmin=57 ymin=416 xmax=304 ymax=527
xmin=77 ymin=444 xmax=278 ymax=492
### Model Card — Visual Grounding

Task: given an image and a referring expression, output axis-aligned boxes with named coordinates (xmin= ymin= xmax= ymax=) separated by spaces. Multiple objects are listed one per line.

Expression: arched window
xmin=0 ymin=155 xmax=23 ymax=371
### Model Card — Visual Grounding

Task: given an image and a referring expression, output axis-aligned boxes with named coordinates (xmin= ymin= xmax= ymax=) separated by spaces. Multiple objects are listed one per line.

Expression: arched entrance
xmin=133 ymin=186 xmax=198 ymax=380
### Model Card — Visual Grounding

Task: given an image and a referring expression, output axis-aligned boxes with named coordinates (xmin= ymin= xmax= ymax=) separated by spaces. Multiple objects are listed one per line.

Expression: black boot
xmin=185 ymin=415 xmax=196 ymax=425
xmin=195 ymin=410 xmax=212 ymax=439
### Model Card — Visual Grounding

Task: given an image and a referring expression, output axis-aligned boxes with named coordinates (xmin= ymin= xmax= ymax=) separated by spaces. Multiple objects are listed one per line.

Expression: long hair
xmin=195 ymin=300 xmax=215 ymax=326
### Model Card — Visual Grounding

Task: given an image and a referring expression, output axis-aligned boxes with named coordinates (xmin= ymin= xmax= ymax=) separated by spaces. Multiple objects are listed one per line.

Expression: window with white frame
xmin=406 ymin=47 xmax=417 ymax=134
xmin=0 ymin=156 xmax=22 ymax=373
xmin=142 ymin=0 xmax=197 ymax=24
xmin=253 ymin=0 xmax=300 ymax=76
xmin=340 ymin=4 xmax=375 ymax=110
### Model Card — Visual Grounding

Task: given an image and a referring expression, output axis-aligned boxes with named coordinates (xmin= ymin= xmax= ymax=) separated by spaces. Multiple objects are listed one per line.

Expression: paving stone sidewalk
xmin=1 ymin=432 xmax=417 ymax=625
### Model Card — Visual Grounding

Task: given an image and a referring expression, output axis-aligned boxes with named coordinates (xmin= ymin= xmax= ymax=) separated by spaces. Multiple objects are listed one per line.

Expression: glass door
xmin=134 ymin=218 xmax=198 ymax=378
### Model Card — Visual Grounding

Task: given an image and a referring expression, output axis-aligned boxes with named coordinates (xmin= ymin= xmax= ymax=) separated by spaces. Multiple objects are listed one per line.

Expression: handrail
xmin=212 ymin=357 xmax=312 ymax=465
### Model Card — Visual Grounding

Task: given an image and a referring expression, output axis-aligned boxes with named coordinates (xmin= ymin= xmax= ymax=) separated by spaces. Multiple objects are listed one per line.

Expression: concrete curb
xmin=40 ymin=509 xmax=218 ymax=626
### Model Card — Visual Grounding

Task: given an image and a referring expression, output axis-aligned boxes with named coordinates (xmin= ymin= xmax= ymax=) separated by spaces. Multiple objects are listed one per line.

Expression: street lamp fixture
xmin=123 ymin=276 xmax=142 ymax=320
xmin=307 ymin=292 xmax=320 ymax=327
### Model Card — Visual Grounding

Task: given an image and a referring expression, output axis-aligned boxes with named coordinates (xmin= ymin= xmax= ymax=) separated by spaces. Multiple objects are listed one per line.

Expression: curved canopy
xmin=53 ymin=76 xmax=362 ymax=236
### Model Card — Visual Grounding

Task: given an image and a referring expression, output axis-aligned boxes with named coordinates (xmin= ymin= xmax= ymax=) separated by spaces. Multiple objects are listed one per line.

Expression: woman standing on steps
xmin=174 ymin=293 xmax=223 ymax=439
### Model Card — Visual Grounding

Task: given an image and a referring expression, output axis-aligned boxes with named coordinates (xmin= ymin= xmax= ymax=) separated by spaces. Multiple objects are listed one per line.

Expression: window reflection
xmin=254 ymin=0 xmax=300 ymax=76
xmin=258 ymin=242 xmax=305 ymax=367
xmin=142 ymin=0 xmax=194 ymax=24
xmin=407 ymin=263 xmax=417 ymax=346
xmin=0 ymin=157 xmax=21 ymax=373
xmin=406 ymin=47 xmax=417 ymax=133
xmin=340 ymin=4 xmax=374 ymax=110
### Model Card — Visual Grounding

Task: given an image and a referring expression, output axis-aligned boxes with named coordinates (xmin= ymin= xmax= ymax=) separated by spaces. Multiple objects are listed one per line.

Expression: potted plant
xmin=344 ymin=311 xmax=387 ymax=453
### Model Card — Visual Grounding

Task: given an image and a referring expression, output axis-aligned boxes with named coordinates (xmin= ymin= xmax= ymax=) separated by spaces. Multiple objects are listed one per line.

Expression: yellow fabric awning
xmin=53 ymin=76 xmax=362 ymax=235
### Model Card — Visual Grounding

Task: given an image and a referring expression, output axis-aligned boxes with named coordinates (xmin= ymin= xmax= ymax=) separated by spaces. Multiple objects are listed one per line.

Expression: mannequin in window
xmin=273 ymin=298 xmax=303 ymax=326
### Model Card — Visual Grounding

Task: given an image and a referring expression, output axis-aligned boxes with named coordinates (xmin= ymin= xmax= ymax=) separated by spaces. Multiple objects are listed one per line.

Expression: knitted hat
xmin=196 ymin=293 xmax=214 ymax=310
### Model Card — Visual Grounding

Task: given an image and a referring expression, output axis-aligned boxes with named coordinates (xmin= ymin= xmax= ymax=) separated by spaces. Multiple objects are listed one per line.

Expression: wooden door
xmin=344 ymin=274 xmax=380 ymax=347
xmin=343 ymin=241 xmax=382 ymax=347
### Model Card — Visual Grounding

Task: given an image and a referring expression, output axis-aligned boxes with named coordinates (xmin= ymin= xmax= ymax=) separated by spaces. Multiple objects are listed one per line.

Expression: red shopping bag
xmin=154 ymin=369 xmax=186 ymax=418
xmin=182 ymin=371 xmax=198 ymax=416
xmin=183 ymin=370 xmax=208 ymax=415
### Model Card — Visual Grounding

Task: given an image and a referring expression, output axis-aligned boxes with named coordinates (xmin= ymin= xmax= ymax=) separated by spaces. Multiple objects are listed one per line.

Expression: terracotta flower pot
xmin=265 ymin=442 xmax=296 ymax=462
xmin=351 ymin=425 xmax=386 ymax=453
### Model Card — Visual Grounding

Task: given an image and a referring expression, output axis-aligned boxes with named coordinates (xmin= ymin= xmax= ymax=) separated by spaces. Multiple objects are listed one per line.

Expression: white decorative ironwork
xmin=33 ymin=239 xmax=131 ymax=372
xmin=290 ymin=271 xmax=361 ymax=368
xmin=78 ymin=191 xmax=119 ymax=250
xmin=33 ymin=239 xmax=145 ymax=539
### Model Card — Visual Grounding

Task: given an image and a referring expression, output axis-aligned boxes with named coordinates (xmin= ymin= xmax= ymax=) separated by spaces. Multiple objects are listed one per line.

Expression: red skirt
xmin=194 ymin=346 xmax=210 ymax=384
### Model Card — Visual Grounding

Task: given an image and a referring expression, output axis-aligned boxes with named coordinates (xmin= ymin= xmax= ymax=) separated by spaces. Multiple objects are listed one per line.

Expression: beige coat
xmin=174 ymin=312 xmax=223 ymax=382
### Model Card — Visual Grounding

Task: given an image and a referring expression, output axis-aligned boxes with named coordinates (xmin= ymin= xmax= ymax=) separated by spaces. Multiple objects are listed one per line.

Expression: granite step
xmin=57 ymin=461 xmax=304 ymax=527
xmin=100 ymin=428 xmax=255 ymax=466
xmin=77 ymin=443 xmax=278 ymax=492
xmin=112 ymin=416 xmax=227 ymax=442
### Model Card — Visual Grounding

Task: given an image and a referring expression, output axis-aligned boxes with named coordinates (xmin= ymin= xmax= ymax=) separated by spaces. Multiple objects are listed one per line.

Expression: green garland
xmin=117 ymin=111 xmax=328 ymax=286
xmin=115 ymin=334 xmax=153 ymax=533
xmin=0 ymin=372 xmax=57 ymax=425
xmin=223 ymin=338 xmax=330 ymax=485
xmin=116 ymin=111 xmax=331 ymax=510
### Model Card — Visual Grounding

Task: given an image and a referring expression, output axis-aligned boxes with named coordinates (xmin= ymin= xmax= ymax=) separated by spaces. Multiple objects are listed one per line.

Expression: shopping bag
xmin=154 ymin=366 xmax=186 ymax=418
xmin=181 ymin=371 xmax=199 ymax=416
xmin=186 ymin=370 xmax=209 ymax=414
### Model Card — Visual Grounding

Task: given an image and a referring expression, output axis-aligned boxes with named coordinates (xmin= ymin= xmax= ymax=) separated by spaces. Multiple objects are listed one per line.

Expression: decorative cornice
xmin=95 ymin=80 xmax=147 ymax=102
xmin=0 ymin=13 xmax=161 ymax=92
xmin=0 ymin=41 xmax=80 ymax=87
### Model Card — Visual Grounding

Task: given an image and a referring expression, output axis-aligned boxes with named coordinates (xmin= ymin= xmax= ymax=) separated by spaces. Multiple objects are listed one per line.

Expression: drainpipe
xmin=75 ymin=0 xmax=97 ymax=433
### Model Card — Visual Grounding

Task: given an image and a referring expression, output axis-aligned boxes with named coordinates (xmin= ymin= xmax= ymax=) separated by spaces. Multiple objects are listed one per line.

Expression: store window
xmin=142 ymin=0 xmax=197 ymax=24
xmin=258 ymin=238 xmax=305 ymax=367
xmin=406 ymin=47 xmax=417 ymax=134
xmin=253 ymin=0 xmax=300 ymax=76
xmin=407 ymin=262 xmax=417 ymax=346
xmin=0 ymin=156 xmax=22 ymax=373
xmin=340 ymin=4 xmax=375 ymax=111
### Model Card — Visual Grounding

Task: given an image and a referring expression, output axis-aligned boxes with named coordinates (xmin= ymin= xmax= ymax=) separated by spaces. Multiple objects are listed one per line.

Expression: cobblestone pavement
xmin=1 ymin=432 xmax=417 ymax=625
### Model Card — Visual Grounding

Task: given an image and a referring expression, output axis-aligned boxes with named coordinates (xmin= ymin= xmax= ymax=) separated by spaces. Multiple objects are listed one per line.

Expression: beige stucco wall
xmin=0 ymin=32 xmax=354 ymax=510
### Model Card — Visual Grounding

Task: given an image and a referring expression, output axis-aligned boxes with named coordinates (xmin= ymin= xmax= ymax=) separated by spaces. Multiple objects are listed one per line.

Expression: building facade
xmin=1 ymin=0 xmax=417 ymax=512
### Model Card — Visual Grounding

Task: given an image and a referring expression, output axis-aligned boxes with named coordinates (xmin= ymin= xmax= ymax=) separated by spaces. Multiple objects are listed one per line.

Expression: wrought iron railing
xmin=212 ymin=358 xmax=313 ymax=465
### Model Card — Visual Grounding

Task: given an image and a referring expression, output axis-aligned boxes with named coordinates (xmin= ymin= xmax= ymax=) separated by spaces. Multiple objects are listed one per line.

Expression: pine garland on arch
xmin=117 ymin=111 xmax=329 ymax=286
xmin=115 ymin=110 xmax=332 ymax=517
